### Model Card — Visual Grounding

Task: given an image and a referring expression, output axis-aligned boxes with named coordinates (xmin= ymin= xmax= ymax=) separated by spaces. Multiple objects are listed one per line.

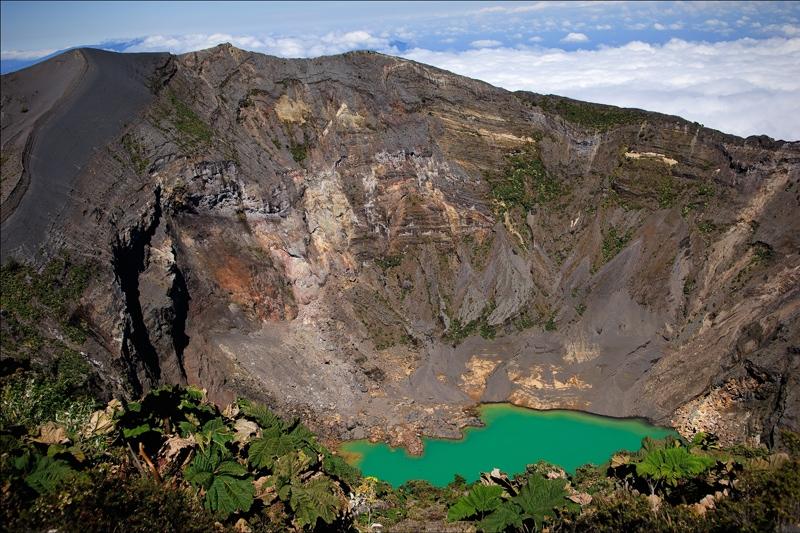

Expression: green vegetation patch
xmin=539 ymin=96 xmax=645 ymax=131
xmin=151 ymin=91 xmax=213 ymax=150
xmin=697 ymin=219 xmax=718 ymax=234
xmin=1 ymin=381 xmax=358 ymax=531
xmin=463 ymin=232 xmax=494 ymax=271
xmin=446 ymin=302 xmax=497 ymax=343
xmin=169 ymin=92 xmax=213 ymax=144
xmin=512 ymin=309 xmax=535 ymax=332
xmin=487 ymin=144 xmax=564 ymax=214
xmin=121 ymin=133 xmax=149 ymax=176
xmin=751 ymin=241 xmax=774 ymax=266
xmin=1 ymin=256 xmax=92 ymax=351
xmin=0 ymin=351 xmax=97 ymax=436
xmin=657 ymin=176 xmax=680 ymax=208
xmin=683 ymin=278 xmax=696 ymax=295
xmin=375 ymin=253 xmax=404 ymax=270
xmin=289 ymin=140 xmax=308 ymax=163
xmin=544 ymin=312 xmax=557 ymax=331
xmin=600 ymin=226 xmax=633 ymax=264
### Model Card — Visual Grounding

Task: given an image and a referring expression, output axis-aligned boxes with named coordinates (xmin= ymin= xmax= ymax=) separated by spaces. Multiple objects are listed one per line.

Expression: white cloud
xmin=122 ymin=31 xmax=394 ymax=58
xmin=761 ymin=23 xmax=800 ymax=36
xmin=1 ymin=48 xmax=57 ymax=60
xmin=529 ymin=36 xmax=544 ymax=42
xmin=652 ymin=21 xmax=684 ymax=31
xmin=561 ymin=32 xmax=589 ymax=43
xmin=595 ymin=24 xmax=612 ymax=30
xmin=402 ymin=37 xmax=800 ymax=140
xmin=470 ymin=39 xmax=503 ymax=48
xmin=476 ymin=2 xmax=551 ymax=15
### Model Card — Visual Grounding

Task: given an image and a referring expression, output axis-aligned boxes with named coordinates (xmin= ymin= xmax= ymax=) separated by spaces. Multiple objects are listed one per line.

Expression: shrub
xmin=572 ymin=490 xmax=700 ymax=532
xmin=447 ymin=474 xmax=577 ymax=532
xmin=28 ymin=470 xmax=218 ymax=533
xmin=0 ymin=370 xmax=97 ymax=438
xmin=538 ymin=96 xmax=644 ymax=131
xmin=185 ymin=444 xmax=254 ymax=518
xmin=635 ymin=447 xmax=715 ymax=495
xmin=601 ymin=226 xmax=632 ymax=264
xmin=487 ymin=144 xmax=563 ymax=214
xmin=706 ymin=453 xmax=800 ymax=532
xmin=289 ymin=140 xmax=307 ymax=163
xmin=169 ymin=92 xmax=213 ymax=145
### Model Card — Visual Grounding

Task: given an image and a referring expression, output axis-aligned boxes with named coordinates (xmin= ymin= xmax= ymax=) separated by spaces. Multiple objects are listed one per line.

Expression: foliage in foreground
xmin=1 ymin=365 xmax=799 ymax=532
xmin=447 ymin=475 xmax=578 ymax=532
xmin=0 ymin=372 xmax=359 ymax=532
xmin=357 ymin=435 xmax=800 ymax=533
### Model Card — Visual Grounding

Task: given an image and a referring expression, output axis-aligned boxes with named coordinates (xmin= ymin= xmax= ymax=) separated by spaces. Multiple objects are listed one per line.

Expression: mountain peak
xmin=1 ymin=44 xmax=798 ymax=457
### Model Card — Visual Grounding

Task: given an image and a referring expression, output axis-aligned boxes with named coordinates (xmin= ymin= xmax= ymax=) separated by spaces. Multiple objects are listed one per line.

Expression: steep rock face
xmin=1 ymin=44 xmax=798 ymax=450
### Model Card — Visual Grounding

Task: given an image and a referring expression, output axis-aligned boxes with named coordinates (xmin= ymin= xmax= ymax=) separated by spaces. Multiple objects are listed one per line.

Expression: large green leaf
xmin=185 ymin=445 xmax=254 ymax=518
xmin=185 ymin=447 xmax=221 ymax=490
xmin=205 ymin=474 xmax=254 ymax=518
xmin=448 ymin=499 xmax=478 ymax=522
xmin=467 ymin=484 xmax=504 ymax=514
xmin=636 ymin=447 xmax=716 ymax=488
xmin=277 ymin=481 xmax=292 ymax=501
xmin=122 ymin=423 xmax=155 ymax=439
xmin=478 ymin=501 xmax=524 ymax=533
xmin=195 ymin=417 xmax=233 ymax=450
xmin=238 ymin=399 xmax=284 ymax=432
xmin=248 ymin=429 xmax=299 ymax=470
xmin=217 ymin=460 xmax=248 ymax=477
xmin=273 ymin=450 xmax=312 ymax=480
xmin=447 ymin=484 xmax=504 ymax=521
xmin=25 ymin=456 xmax=80 ymax=494
xmin=288 ymin=422 xmax=322 ymax=456
xmin=513 ymin=475 xmax=569 ymax=528
xmin=289 ymin=476 xmax=343 ymax=528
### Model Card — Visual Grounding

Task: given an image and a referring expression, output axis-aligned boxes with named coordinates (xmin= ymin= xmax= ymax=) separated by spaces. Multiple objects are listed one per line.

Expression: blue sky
xmin=2 ymin=1 xmax=799 ymax=139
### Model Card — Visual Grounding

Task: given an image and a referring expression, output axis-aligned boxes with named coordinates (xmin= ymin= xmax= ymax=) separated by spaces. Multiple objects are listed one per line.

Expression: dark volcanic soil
xmin=1 ymin=45 xmax=798 ymax=453
xmin=1 ymin=48 xmax=169 ymax=257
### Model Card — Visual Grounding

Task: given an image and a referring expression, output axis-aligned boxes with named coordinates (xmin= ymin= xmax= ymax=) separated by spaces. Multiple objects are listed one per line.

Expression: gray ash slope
xmin=1 ymin=44 xmax=798 ymax=452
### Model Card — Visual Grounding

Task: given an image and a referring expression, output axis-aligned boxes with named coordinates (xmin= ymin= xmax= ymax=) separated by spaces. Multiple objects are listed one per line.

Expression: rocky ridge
xmin=1 ymin=44 xmax=798 ymax=452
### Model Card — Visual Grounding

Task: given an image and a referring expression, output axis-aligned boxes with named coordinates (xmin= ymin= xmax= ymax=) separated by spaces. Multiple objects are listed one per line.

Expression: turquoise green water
xmin=340 ymin=403 xmax=675 ymax=487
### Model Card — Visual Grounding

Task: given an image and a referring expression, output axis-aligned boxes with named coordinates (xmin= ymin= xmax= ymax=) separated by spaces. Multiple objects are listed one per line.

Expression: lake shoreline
xmin=338 ymin=400 xmax=677 ymax=457
xmin=339 ymin=402 xmax=677 ymax=487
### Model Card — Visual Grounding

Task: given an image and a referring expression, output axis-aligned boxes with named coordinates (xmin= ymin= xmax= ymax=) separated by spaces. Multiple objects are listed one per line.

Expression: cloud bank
xmin=120 ymin=32 xmax=800 ymax=140
xmin=0 ymin=48 xmax=57 ymax=60
xmin=123 ymin=31 xmax=397 ymax=58
xmin=4 ymin=30 xmax=798 ymax=140
xmin=403 ymin=37 xmax=800 ymax=140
